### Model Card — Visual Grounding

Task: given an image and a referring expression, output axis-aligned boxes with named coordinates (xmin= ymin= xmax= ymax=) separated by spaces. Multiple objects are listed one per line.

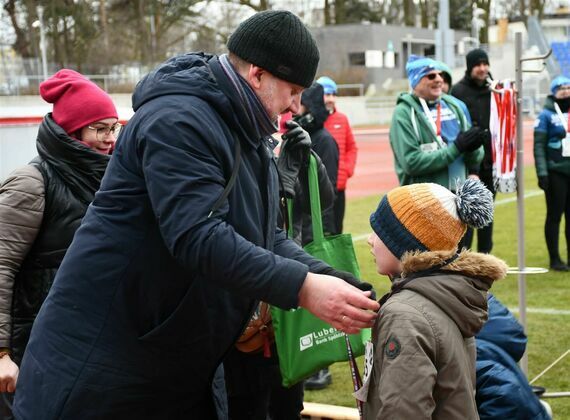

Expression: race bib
xmin=353 ymin=340 xmax=374 ymax=402
xmin=420 ymin=142 xmax=439 ymax=153
xmin=563 ymin=133 xmax=570 ymax=157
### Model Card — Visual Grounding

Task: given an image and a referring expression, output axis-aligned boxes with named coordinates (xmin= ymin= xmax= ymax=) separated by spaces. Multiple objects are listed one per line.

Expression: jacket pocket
xmin=136 ymin=281 xmax=198 ymax=345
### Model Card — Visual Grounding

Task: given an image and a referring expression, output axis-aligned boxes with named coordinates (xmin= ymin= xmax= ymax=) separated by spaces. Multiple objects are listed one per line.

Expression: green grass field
xmin=304 ymin=166 xmax=570 ymax=418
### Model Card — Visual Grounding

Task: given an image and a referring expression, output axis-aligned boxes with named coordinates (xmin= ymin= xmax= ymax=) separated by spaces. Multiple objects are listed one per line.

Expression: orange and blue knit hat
xmin=370 ymin=179 xmax=493 ymax=259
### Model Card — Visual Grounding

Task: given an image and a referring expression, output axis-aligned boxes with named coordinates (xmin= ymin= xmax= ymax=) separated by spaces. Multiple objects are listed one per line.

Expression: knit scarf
xmin=219 ymin=54 xmax=278 ymax=139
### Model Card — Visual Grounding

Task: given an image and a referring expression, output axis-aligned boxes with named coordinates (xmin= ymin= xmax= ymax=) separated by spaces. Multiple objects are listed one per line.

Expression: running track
xmin=347 ymin=120 xmax=537 ymax=199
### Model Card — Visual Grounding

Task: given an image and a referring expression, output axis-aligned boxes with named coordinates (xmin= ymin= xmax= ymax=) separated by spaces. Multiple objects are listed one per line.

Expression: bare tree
xmin=3 ymin=0 xmax=40 ymax=75
xmin=476 ymin=0 xmax=491 ymax=43
xmin=324 ymin=0 xmax=331 ymax=24
xmin=403 ymin=0 xmax=415 ymax=26
xmin=229 ymin=0 xmax=270 ymax=11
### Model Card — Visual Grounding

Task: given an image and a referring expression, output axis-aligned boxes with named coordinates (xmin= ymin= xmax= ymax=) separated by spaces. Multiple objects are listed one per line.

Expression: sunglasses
xmin=425 ymin=72 xmax=443 ymax=81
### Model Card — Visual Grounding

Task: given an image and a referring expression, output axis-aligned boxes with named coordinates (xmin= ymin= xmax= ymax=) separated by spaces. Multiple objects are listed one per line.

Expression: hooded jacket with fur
xmin=364 ymin=250 xmax=507 ymax=420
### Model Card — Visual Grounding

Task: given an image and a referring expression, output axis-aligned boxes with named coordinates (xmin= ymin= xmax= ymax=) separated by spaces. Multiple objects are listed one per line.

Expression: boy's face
xmin=367 ymin=232 xmax=401 ymax=277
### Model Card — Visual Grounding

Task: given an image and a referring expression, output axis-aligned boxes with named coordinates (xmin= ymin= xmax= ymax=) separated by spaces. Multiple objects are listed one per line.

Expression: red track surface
xmin=0 ymin=118 xmax=536 ymax=199
xmin=347 ymin=121 xmax=536 ymax=199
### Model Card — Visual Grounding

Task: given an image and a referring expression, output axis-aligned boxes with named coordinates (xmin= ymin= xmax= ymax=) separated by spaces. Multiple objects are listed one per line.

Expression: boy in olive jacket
xmin=362 ymin=179 xmax=507 ymax=419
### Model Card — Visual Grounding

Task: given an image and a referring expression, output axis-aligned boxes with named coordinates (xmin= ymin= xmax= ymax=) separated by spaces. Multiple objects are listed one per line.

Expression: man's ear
xmin=247 ymin=65 xmax=264 ymax=90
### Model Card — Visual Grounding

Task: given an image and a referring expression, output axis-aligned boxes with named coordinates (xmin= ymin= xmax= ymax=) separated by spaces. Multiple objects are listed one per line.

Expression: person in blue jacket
xmin=13 ymin=10 xmax=378 ymax=419
xmin=533 ymin=75 xmax=570 ymax=271
xmin=475 ymin=294 xmax=551 ymax=420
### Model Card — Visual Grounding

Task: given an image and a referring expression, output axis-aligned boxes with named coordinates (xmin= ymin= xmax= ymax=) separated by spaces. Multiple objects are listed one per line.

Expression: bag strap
xmin=208 ymin=131 xmax=242 ymax=218
xmin=307 ymin=153 xmax=325 ymax=244
xmin=287 ymin=199 xmax=294 ymax=238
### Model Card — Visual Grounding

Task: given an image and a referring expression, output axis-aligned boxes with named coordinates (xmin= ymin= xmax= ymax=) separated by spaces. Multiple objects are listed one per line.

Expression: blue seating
xmin=551 ymin=41 xmax=570 ymax=77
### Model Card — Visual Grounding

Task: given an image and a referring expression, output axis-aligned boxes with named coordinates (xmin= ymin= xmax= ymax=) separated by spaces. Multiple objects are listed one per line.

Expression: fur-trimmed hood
xmin=401 ymin=249 xmax=508 ymax=284
xmin=392 ymin=250 xmax=508 ymax=337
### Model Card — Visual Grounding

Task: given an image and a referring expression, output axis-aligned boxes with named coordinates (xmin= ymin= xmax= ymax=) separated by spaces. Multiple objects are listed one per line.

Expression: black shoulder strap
xmin=207 ymin=131 xmax=242 ymax=218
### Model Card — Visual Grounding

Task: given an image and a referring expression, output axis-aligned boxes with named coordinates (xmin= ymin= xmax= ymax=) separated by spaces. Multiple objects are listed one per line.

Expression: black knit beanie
xmin=227 ymin=10 xmax=320 ymax=88
xmin=466 ymin=49 xmax=489 ymax=74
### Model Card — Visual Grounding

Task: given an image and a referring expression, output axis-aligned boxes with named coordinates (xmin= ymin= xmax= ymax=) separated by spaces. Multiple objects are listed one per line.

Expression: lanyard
xmin=419 ymin=98 xmax=446 ymax=147
xmin=554 ymin=102 xmax=570 ymax=133
xmin=346 ymin=335 xmax=364 ymax=418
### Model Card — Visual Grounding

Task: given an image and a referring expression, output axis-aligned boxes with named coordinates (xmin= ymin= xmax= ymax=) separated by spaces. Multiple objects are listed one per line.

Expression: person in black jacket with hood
xmin=13 ymin=11 xmax=378 ymax=419
xmin=292 ymin=83 xmax=339 ymax=245
xmin=451 ymin=49 xmax=495 ymax=253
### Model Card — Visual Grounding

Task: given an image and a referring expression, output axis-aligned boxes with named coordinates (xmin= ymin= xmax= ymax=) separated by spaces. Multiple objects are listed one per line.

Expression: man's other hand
xmin=0 ymin=354 xmax=18 ymax=393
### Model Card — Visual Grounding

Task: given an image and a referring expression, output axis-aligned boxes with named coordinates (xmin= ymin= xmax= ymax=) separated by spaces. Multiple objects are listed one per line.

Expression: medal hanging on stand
xmin=490 ymin=80 xmax=518 ymax=193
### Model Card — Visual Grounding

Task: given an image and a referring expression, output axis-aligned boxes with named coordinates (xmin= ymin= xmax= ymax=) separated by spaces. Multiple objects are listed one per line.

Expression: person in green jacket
xmin=389 ymin=55 xmax=486 ymax=191
xmin=533 ymin=75 xmax=570 ymax=271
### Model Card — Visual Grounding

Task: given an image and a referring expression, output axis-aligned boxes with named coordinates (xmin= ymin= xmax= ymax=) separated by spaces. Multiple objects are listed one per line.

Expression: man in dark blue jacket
xmin=13 ymin=10 xmax=378 ymax=419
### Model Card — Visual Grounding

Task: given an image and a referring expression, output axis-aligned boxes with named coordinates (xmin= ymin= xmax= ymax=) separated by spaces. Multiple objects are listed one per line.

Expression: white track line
xmin=508 ymin=307 xmax=570 ymax=316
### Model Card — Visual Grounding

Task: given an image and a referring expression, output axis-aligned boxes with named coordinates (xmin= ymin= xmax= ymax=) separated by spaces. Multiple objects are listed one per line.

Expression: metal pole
xmin=37 ymin=6 xmax=48 ymax=80
xmin=515 ymin=31 xmax=528 ymax=376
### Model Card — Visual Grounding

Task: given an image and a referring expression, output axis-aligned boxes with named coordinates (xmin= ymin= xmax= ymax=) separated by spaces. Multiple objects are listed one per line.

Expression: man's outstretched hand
xmin=298 ymin=273 xmax=379 ymax=335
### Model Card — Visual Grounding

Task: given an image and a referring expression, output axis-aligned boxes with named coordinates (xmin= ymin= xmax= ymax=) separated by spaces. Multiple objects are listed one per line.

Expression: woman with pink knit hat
xmin=0 ymin=69 xmax=118 ymax=418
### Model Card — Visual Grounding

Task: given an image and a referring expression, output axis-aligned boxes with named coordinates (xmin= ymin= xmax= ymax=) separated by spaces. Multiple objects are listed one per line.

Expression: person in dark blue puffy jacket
xmin=13 ymin=11 xmax=378 ymax=420
xmin=533 ymin=76 xmax=570 ymax=272
xmin=476 ymin=294 xmax=551 ymax=420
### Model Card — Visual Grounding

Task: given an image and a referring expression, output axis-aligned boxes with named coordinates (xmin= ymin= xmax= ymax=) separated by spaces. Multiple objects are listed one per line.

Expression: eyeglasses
xmin=558 ymin=86 xmax=570 ymax=91
xmin=425 ymin=72 xmax=443 ymax=81
xmin=87 ymin=123 xmax=122 ymax=140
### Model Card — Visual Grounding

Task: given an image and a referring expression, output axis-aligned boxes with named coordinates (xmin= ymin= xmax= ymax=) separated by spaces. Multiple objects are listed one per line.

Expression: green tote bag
xmin=272 ymin=154 xmax=370 ymax=387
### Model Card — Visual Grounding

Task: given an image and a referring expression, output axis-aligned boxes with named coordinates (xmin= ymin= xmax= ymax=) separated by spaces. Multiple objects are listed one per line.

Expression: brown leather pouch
xmin=235 ymin=302 xmax=274 ymax=357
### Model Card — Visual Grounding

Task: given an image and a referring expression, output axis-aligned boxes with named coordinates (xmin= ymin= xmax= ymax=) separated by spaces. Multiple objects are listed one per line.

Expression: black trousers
xmin=224 ymin=348 xmax=304 ymax=420
xmin=461 ymin=170 xmax=496 ymax=253
xmin=544 ymin=170 xmax=570 ymax=264
xmin=333 ymin=190 xmax=346 ymax=234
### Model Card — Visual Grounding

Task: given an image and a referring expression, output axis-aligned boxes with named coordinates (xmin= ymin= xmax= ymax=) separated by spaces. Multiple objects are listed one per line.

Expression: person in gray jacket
xmin=363 ymin=179 xmax=507 ymax=419
xmin=0 ymin=69 xmax=119 ymax=419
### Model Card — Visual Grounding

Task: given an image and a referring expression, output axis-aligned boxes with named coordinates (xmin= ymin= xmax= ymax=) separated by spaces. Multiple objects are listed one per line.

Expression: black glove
xmin=454 ymin=127 xmax=484 ymax=153
xmin=319 ymin=267 xmax=377 ymax=301
xmin=277 ymin=120 xmax=311 ymax=198
xmin=538 ymin=175 xmax=549 ymax=191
